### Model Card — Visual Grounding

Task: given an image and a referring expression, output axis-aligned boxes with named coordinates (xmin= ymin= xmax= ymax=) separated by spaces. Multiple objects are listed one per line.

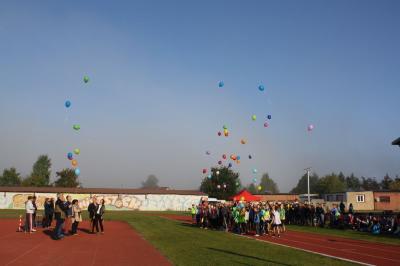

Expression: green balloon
xmin=252 ymin=115 xmax=257 ymax=121
xmin=83 ymin=76 xmax=89 ymax=83
xmin=73 ymin=124 xmax=80 ymax=130
xmin=74 ymin=148 xmax=80 ymax=155
xmin=223 ymin=125 xmax=227 ymax=130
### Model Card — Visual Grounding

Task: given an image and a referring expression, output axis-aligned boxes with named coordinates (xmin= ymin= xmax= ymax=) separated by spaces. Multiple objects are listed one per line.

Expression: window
xmin=379 ymin=196 xmax=390 ymax=203
xmin=356 ymin=194 xmax=365 ymax=203
xmin=336 ymin=195 xmax=344 ymax=202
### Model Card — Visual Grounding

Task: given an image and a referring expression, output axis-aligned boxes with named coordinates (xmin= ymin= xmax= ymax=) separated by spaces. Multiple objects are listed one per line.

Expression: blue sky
xmin=0 ymin=0 xmax=399 ymax=192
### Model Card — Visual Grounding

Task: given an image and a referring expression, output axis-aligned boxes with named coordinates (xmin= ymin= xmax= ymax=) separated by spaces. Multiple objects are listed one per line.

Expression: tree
xmin=338 ymin=172 xmax=345 ymax=183
xmin=315 ymin=173 xmax=346 ymax=194
xmin=247 ymin=183 xmax=257 ymax=194
xmin=23 ymin=155 xmax=52 ymax=186
xmin=389 ymin=177 xmax=400 ymax=191
xmin=0 ymin=167 xmax=21 ymax=186
xmin=290 ymin=172 xmax=319 ymax=194
xmin=345 ymin=173 xmax=361 ymax=191
xmin=259 ymin=173 xmax=279 ymax=194
xmin=380 ymin=174 xmax=393 ymax=190
xmin=54 ymin=169 xmax=80 ymax=187
xmin=200 ymin=167 xmax=240 ymax=200
xmin=361 ymin=177 xmax=380 ymax=191
xmin=141 ymin=175 xmax=159 ymax=188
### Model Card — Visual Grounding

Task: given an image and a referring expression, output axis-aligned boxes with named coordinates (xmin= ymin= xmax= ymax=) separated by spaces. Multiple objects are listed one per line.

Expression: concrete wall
xmin=346 ymin=191 xmax=374 ymax=211
xmin=374 ymin=192 xmax=400 ymax=211
xmin=0 ymin=192 xmax=204 ymax=211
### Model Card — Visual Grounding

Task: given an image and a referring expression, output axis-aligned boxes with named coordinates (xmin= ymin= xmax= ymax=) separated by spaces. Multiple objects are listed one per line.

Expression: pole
xmin=307 ymin=169 xmax=310 ymax=204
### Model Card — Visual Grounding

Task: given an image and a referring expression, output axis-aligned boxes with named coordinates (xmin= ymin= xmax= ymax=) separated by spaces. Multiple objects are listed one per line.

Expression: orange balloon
xmin=241 ymin=139 xmax=246 ymax=144
xmin=71 ymin=160 xmax=78 ymax=167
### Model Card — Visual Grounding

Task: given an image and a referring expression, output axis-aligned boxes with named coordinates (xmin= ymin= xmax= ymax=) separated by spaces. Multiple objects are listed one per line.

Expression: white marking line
xmin=236 ymin=234 xmax=375 ymax=266
xmin=90 ymin=241 xmax=99 ymax=266
xmin=278 ymin=236 xmax=400 ymax=263
xmin=286 ymin=232 xmax=400 ymax=254
xmin=5 ymin=241 xmax=43 ymax=266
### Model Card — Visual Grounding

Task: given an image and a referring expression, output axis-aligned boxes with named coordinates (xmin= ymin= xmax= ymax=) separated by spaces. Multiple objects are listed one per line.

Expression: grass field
xmin=0 ymin=209 xmax=357 ymax=266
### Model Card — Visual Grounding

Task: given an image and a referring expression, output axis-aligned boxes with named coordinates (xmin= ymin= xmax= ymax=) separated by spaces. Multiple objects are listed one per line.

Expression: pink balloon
xmin=307 ymin=124 xmax=314 ymax=131
xmin=264 ymin=122 xmax=269 ymax=127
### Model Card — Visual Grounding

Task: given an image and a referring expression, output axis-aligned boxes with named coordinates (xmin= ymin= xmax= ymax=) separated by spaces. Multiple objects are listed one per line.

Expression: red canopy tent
xmin=231 ymin=189 xmax=261 ymax=202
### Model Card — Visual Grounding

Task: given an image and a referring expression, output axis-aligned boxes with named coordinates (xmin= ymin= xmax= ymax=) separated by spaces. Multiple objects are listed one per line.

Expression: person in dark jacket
xmin=43 ymin=198 xmax=54 ymax=228
xmin=53 ymin=193 xmax=68 ymax=240
xmin=88 ymin=197 xmax=98 ymax=230
xmin=92 ymin=199 xmax=105 ymax=234
xmin=32 ymin=196 xmax=38 ymax=228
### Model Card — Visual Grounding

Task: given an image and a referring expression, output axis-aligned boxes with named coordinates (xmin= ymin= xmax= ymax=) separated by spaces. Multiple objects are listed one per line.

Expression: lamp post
xmin=304 ymin=167 xmax=311 ymax=203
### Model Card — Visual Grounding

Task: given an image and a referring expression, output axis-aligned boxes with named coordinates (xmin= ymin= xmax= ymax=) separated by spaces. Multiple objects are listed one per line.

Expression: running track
xmin=160 ymin=214 xmax=400 ymax=266
xmin=0 ymin=219 xmax=170 ymax=266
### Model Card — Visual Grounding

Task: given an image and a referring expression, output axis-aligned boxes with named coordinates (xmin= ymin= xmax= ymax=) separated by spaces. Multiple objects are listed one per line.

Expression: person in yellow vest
xmin=190 ymin=204 xmax=197 ymax=224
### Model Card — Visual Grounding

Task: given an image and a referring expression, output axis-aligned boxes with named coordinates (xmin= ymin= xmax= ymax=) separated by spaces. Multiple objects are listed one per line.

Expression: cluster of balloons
xmin=64 ymin=75 xmax=90 ymax=177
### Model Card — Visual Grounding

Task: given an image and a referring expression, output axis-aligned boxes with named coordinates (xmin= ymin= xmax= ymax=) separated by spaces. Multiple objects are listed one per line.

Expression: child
xmin=254 ymin=207 xmax=261 ymax=237
xmin=272 ymin=206 xmax=282 ymax=237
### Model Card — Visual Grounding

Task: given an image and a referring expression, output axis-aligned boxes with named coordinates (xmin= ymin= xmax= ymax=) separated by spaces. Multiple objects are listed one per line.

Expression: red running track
xmin=0 ymin=219 xmax=170 ymax=266
xmin=160 ymin=214 xmax=400 ymax=266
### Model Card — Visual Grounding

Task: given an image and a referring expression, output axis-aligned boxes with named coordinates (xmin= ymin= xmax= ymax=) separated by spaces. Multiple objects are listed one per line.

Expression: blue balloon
xmin=218 ymin=81 xmax=224 ymax=88
xmin=207 ymin=174 xmax=212 ymax=179
xmin=267 ymin=115 xmax=272 ymax=120
xmin=236 ymin=155 xmax=241 ymax=160
xmin=67 ymin=152 xmax=73 ymax=160
xmin=74 ymin=168 xmax=80 ymax=176
xmin=258 ymin=85 xmax=265 ymax=91
xmin=65 ymin=100 xmax=71 ymax=108
xmin=248 ymin=155 xmax=252 ymax=159
xmin=253 ymin=178 xmax=257 ymax=183
xmin=228 ymin=163 xmax=233 ymax=168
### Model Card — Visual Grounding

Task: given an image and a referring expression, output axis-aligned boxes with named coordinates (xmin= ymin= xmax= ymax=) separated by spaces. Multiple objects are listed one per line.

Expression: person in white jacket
xmin=25 ymin=196 xmax=36 ymax=233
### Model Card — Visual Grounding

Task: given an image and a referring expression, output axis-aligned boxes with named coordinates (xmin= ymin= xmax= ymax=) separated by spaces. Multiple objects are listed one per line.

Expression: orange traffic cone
xmin=17 ymin=215 xmax=23 ymax=232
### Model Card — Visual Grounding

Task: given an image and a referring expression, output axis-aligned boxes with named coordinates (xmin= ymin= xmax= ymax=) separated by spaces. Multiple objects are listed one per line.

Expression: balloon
xmin=202 ymin=169 xmax=207 ymax=174
xmin=74 ymin=148 xmax=80 ymax=155
xmin=236 ymin=155 xmax=241 ymax=160
xmin=207 ymin=174 xmax=212 ymax=179
xmin=73 ymin=124 xmax=80 ymax=131
xmin=253 ymin=178 xmax=257 ymax=183
xmin=218 ymin=160 xmax=222 ymax=165
xmin=264 ymin=122 xmax=269 ymax=127
xmin=258 ymin=85 xmax=265 ymax=91
xmin=217 ymin=184 xmax=221 ymax=189
xmin=240 ymin=139 xmax=246 ymax=144
xmin=267 ymin=115 xmax=272 ymax=120
xmin=223 ymin=125 xmax=228 ymax=130
xmin=71 ymin=159 xmax=78 ymax=167
xmin=218 ymin=81 xmax=224 ymax=88
xmin=248 ymin=155 xmax=252 ymax=159
xmin=228 ymin=163 xmax=233 ymax=168
xmin=65 ymin=100 xmax=71 ymax=108
xmin=230 ymin=155 xmax=236 ymax=160
xmin=257 ymin=185 xmax=262 ymax=191
xmin=253 ymin=168 xmax=258 ymax=174
xmin=216 ymin=171 xmax=220 ymax=175
xmin=206 ymin=151 xmax=211 ymax=155
xmin=236 ymin=160 xmax=240 ymax=164
xmin=224 ymin=131 xmax=229 ymax=137
xmin=67 ymin=152 xmax=73 ymax=160
xmin=222 ymin=154 xmax=227 ymax=159
xmin=83 ymin=76 xmax=89 ymax=83
xmin=218 ymin=131 xmax=222 ymax=136
xmin=252 ymin=115 xmax=257 ymax=121
xmin=235 ymin=182 xmax=240 ymax=186
xmin=74 ymin=168 xmax=80 ymax=176
xmin=307 ymin=124 xmax=314 ymax=132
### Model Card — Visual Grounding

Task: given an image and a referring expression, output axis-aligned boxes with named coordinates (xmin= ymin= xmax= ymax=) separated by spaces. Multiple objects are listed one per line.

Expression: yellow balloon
xmin=72 ymin=159 xmax=78 ymax=167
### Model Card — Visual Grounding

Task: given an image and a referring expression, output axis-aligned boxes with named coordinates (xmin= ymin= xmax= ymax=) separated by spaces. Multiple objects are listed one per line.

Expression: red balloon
xmin=222 ymin=154 xmax=227 ymax=159
xmin=202 ymin=169 xmax=207 ymax=174
xmin=218 ymin=131 xmax=222 ymax=136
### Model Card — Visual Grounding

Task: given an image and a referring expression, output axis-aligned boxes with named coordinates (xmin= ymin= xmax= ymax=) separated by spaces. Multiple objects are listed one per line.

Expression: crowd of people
xmin=24 ymin=194 xmax=106 ymax=240
xmin=191 ymin=201 xmax=286 ymax=237
xmin=190 ymin=200 xmax=400 ymax=237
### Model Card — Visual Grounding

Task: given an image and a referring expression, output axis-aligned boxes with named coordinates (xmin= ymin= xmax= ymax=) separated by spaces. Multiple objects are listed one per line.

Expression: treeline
xmin=290 ymin=172 xmax=400 ymax=194
xmin=0 ymin=155 xmax=80 ymax=188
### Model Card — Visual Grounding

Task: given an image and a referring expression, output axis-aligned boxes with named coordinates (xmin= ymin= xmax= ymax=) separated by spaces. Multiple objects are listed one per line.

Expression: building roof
xmin=0 ymin=186 xmax=206 ymax=196
xmin=392 ymin=137 xmax=400 ymax=146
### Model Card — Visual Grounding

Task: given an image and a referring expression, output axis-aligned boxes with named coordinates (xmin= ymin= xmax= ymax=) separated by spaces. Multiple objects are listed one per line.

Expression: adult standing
xmin=25 ymin=196 xmax=36 ymax=233
xmin=88 ymin=196 xmax=98 ymax=231
xmin=92 ymin=199 xmax=105 ymax=234
xmin=44 ymin=198 xmax=54 ymax=228
xmin=272 ymin=206 xmax=282 ymax=237
xmin=64 ymin=195 xmax=73 ymax=235
xmin=53 ymin=193 xmax=68 ymax=240
xmin=32 ymin=196 xmax=38 ymax=228
xmin=71 ymin=199 xmax=82 ymax=235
